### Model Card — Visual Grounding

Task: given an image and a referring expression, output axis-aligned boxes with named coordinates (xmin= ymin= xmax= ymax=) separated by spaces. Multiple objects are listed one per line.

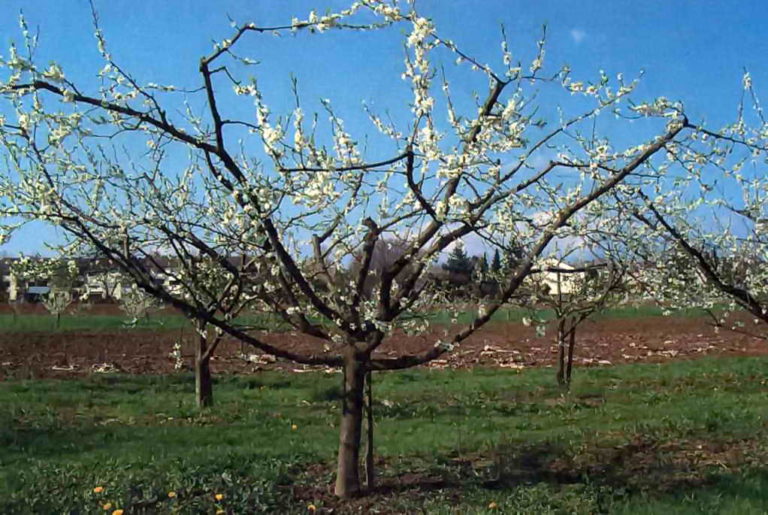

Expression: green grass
xmin=425 ymin=303 xmax=710 ymax=325
xmin=0 ymin=311 xmax=288 ymax=333
xmin=0 ymin=313 xmax=188 ymax=332
xmin=0 ymin=302 xmax=712 ymax=333
xmin=1 ymin=357 xmax=767 ymax=513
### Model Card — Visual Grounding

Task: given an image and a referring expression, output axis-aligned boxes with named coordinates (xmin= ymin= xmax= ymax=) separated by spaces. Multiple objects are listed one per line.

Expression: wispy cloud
xmin=570 ymin=28 xmax=586 ymax=45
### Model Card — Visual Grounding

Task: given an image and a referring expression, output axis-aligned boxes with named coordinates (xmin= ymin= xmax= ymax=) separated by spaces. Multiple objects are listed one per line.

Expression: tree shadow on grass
xmin=293 ymin=435 xmax=768 ymax=513
xmin=463 ymin=434 xmax=768 ymax=494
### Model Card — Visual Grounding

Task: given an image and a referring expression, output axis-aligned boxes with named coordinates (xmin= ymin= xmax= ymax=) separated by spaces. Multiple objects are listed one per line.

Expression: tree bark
xmin=565 ymin=320 xmax=576 ymax=386
xmin=334 ymin=351 xmax=366 ymax=498
xmin=556 ymin=317 xmax=566 ymax=387
xmin=195 ymin=325 xmax=214 ymax=408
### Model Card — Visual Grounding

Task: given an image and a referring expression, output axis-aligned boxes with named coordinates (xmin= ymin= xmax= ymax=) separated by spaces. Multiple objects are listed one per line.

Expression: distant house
xmin=535 ymin=259 xmax=580 ymax=297
xmin=82 ymin=270 xmax=126 ymax=301
xmin=0 ymin=256 xmax=129 ymax=303
xmin=0 ymin=253 xmax=266 ymax=304
xmin=1 ymin=258 xmax=55 ymax=303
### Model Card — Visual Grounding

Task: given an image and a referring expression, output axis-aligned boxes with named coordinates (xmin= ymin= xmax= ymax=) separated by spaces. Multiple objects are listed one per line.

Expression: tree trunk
xmin=565 ymin=320 xmax=576 ymax=386
xmin=195 ymin=326 xmax=214 ymax=409
xmin=556 ymin=317 xmax=566 ymax=387
xmin=364 ymin=369 xmax=375 ymax=489
xmin=334 ymin=352 xmax=366 ymax=498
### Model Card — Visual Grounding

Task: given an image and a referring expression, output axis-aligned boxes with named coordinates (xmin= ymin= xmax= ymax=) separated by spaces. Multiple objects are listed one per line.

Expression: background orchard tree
xmin=118 ymin=285 xmax=158 ymax=324
xmin=11 ymin=257 xmax=77 ymax=328
xmin=0 ymin=1 xmax=717 ymax=497
xmin=174 ymin=255 xmax=256 ymax=409
xmin=491 ymin=202 xmax=629 ymax=387
xmin=548 ymin=226 xmax=629 ymax=388
xmin=618 ymin=73 xmax=768 ymax=338
xmin=531 ymin=259 xmax=626 ymax=388
xmin=42 ymin=288 xmax=72 ymax=329
xmin=631 ymin=188 xmax=768 ymax=337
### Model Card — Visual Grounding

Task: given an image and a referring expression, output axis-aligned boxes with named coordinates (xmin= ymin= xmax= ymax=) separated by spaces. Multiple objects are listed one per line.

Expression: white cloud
xmin=570 ymin=28 xmax=586 ymax=45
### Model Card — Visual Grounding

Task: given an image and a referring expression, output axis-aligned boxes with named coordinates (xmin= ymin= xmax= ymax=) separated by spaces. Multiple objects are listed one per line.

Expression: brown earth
xmin=1 ymin=311 xmax=766 ymax=380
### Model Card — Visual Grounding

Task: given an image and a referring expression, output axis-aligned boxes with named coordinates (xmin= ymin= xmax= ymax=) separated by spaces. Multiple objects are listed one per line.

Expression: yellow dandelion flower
xmin=215 ymin=493 xmax=224 ymax=501
xmin=168 ymin=491 xmax=177 ymax=498
xmin=93 ymin=486 xmax=104 ymax=494
xmin=291 ymin=424 xmax=298 ymax=431
xmin=113 ymin=510 xmax=124 ymax=515
xmin=102 ymin=503 xmax=112 ymax=510
xmin=308 ymin=503 xmax=317 ymax=512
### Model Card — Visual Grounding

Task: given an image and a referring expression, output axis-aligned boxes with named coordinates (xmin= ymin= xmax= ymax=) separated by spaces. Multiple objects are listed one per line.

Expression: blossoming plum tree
xmin=624 ymin=75 xmax=768 ymax=336
xmin=177 ymin=255 xmax=256 ymax=409
xmin=585 ymin=71 xmax=768 ymax=340
xmin=531 ymin=260 xmax=626 ymax=388
xmin=12 ymin=257 xmax=78 ymax=327
xmin=0 ymin=1 xmax=715 ymax=497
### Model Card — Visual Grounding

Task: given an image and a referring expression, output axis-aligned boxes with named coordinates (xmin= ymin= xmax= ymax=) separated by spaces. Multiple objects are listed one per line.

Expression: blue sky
xmin=0 ymin=0 xmax=766 ymax=255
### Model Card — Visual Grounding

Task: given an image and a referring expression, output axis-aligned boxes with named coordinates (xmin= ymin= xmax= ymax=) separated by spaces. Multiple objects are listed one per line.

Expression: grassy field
xmin=0 ymin=312 xmax=285 ymax=333
xmin=0 ymin=303 xmax=713 ymax=333
xmin=2 ymin=357 xmax=767 ymax=513
xmin=426 ymin=303 xmax=713 ymax=325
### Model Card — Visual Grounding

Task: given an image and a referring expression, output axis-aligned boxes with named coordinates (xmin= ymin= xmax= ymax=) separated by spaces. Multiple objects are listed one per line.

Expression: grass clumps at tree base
xmin=2 ymin=356 xmax=768 ymax=513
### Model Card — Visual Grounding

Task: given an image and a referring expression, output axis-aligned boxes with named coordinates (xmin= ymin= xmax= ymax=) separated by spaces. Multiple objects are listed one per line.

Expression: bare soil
xmin=1 ymin=308 xmax=765 ymax=380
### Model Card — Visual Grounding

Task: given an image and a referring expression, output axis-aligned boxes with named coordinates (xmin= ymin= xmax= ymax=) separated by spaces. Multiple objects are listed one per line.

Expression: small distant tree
xmin=8 ymin=297 xmax=22 ymax=323
xmin=179 ymin=256 xmax=255 ymax=409
xmin=439 ymin=244 xmax=475 ymax=299
xmin=531 ymin=261 xmax=625 ymax=388
xmin=503 ymin=244 xmax=526 ymax=273
xmin=491 ymin=249 xmax=502 ymax=274
xmin=478 ymin=253 xmax=489 ymax=276
xmin=11 ymin=258 xmax=77 ymax=327
xmin=118 ymin=285 xmax=158 ymax=324
xmin=42 ymin=288 xmax=72 ymax=328
xmin=442 ymin=244 xmax=473 ymax=275
xmin=123 ymin=255 xmax=254 ymax=408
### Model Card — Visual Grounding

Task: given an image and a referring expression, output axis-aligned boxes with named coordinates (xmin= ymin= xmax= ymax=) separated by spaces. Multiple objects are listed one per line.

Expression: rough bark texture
xmin=556 ymin=318 xmax=567 ymax=387
xmin=556 ymin=317 xmax=578 ymax=389
xmin=334 ymin=351 xmax=366 ymax=498
xmin=195 ymin=329 xmax=214 ymax=408
xmin=566 ymin=324 xmax=576 ymax=385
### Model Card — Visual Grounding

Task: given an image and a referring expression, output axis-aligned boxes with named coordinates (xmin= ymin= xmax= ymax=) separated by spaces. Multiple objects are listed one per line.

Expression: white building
xmin=536 ymin=259 xmax=580 ymax=297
